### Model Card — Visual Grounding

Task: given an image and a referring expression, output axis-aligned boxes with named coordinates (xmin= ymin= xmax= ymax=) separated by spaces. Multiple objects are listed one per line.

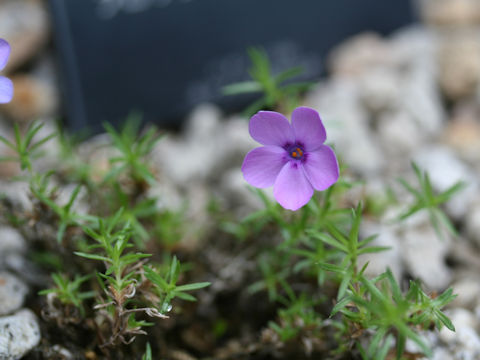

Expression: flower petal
xmin=249 ymin=111 xmax=295 ymax=147
xmin=0 ymin=76 xmax=13 ymax=103
xmin=303 ymin=145 xmax=339 ymax=191
xmin=242 ymin=146 xmax=288 ymax=188
xmin=291 ymin=107 xmax=326 ymax=151
xmin=274 ymin=161 xmax=313 ymax=211
xmin=0 ymin=39 xmax=10 ymax=71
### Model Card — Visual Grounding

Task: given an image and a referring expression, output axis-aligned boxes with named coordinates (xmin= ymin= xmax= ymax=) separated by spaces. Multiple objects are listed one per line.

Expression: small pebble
xmin=0 ymin=309 xmax=41 ymax=360
xmin=0 ymin=272 xmax=28 ymax=316
xmin=0 ymin=227 xmax=26 ymax=256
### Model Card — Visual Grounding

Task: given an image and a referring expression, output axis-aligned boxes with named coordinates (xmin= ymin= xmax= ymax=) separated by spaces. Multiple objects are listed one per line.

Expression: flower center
xmin=288 ymin=145 xmax=304 ymax=160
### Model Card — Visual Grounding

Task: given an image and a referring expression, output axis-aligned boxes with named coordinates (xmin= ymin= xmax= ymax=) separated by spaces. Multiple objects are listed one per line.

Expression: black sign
xmin=48 ymin=0 xmax=415 ymax=133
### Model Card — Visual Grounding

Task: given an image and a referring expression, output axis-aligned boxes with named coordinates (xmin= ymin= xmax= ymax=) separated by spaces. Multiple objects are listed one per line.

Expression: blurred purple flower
xmin=0 ymin=39 xmax=13 ymax=104
xmin=242 ymin=107 xmax=339 ymax=211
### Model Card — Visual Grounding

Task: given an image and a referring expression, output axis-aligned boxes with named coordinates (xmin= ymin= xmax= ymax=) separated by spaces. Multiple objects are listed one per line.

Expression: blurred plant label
xmin=48 ymin=0 xmax=414 ymax=133
xmin=94 ymin=0 xmax=191 ymax=19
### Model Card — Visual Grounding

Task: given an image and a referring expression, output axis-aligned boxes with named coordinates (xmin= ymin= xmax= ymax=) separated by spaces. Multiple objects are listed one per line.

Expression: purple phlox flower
xmin=241 ymin=106 xmax=339 ymax=211
xmin=0 ymin=39 xmax=13 ymax=104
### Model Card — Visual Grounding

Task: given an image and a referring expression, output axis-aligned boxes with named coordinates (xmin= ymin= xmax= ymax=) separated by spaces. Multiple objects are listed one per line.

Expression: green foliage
xmin=72 ymin=213 xmax=209 ymax=346
xmin=104 ymin=185 xmax=158 ymax=243
xmin=224 ymin=184 xmax=351 ymax=247
xmin=76 ymin=212 xmax=151 ymax=293
xmin=248 ymin=253 xmax=290 ymax=302
xmin=268 ymin=293 xmax=323 ymax=342
xmin=0 ymin=119 xmax=209 ymax=352
xmin=56 ymin=127 xmax=94 ymax=186
xmin=314 ymin=204 xmax=390 ymax=299
xmin=357 ymin=334 xmax=394 ymax=360
xmin=223 ymin=47 xmax=313 ymax=115
xmin=238 ymin=176 xmax=457 ymax=358
xmin=0 ymin=122 xmax=90 ymax=243
xmin=103 ymin=114 xmax=162 ymax=185
xmin=0 ymin=121 xmax=55 ymax=172
xmin=30 ymin=251 xmax=64 ymax=271
xmin=398 ymin=162 xmax=465 ymax=239
xmin=364 ymin=186 xmax=397 ymax=218
xmin=142 ymin=343 xmax=152 ymax=360
xmin=30 ymin=178 xmax=86 ymax=243
xmin=144 ymin=256 xmax=210 ymax=313
xmin=39 ymin=273 xmax=95 ymax=316
xmin=333 ymin=269 xmax=456 ymax=360
xmin=151 ymin=208 xmax=186 ymax=248
xmin=1 ymin=117 xmax=459 ymax=359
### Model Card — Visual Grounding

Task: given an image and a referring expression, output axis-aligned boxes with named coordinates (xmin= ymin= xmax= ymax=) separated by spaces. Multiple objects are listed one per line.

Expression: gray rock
xmin=404 ymin=331 xmax=435 ymax=355
xmin=451 ymin=275 xmax=480 ymax=309
xmin=457 ymin=327 xmax=480 ymax=352
xmin=438 ymin=308 xmax=480 ymax=360
xmin=358 ymin=221 xmax=403 ymax=280
xmin=0 ymin=309 xmax=40 ymax=360
xmin=55 ymin=183 xmax=90 ymax=217
xmin=0 ymin=227 xmax=26 ymax=256
xmin=399 ymin=54 xmax=445 ymax=137
xmin=442 ymin=104 xmax=480 ymax=166
xmin=50 ymin=345 xmax=74 ymax=359
xmin=419 ymin=0 xmax=480 ymax=27
xmin=145 ymin=178 xmax=182 ymax=211
xmin=389 ymin=26 xmax=438 ymax=69
xmin=219 ymin=169 xmax=266 ymax=211
xmin=358 ymin=68 xmax=400 ymax=114
xmin=432 ymin=347 xmax=454 ymax=360
xmin=414 ymin=146 xmax=477 ymax=220
xmin=465 ymin=199 xmax=480 ymax=248
xmin=306 ymin=79 xmax=385 ymax=177
xmin=0 ymin=227 xmax=26 ymax=270
xmin=172 ymin=183 xmax=211 ymax=252
xmin=0 ymin=182 xmax=32 ymax=213
xmin=438 ymin=34 xmax=480 ymax=101
xmin=30 ymin=55 xmax=61 ymax=117
xmin=2 ymin=74 xmax=59 ymax=123
xmin=154 ymin=104 xmax=255 ymax=186
xmin=377 ymin=110 xmax=424 ymax=158
xmin=367 ymin=206 xmax=453 ymax=291
xmin=327 ymin=32 xmax=392 ymax=76
xmin=153 ymin=104 xmax=225 ymax=185
xmin=439 ymin=308 xmax=477 ymax=344
xmin=374 ymin=27 xmax=443 ymax=157
xmin=184 ymin=103 xmax=222 ymax=143
xmin=399 ymin=213 xmax=452 ymax=290
xmin=2 ymin=254 xmax=46 ymax=286
xmin=222 ymin=115 xmax=257 ymax=159
xmin=0 ymin=272 xmax=28 ymax=315
xmin=154 ymin=135 xmax=216 ymax=184
xmin=0 ymin=0 xmax=49 ymax=72
xmin=454 ymin=349 xmax=478 ymax=360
